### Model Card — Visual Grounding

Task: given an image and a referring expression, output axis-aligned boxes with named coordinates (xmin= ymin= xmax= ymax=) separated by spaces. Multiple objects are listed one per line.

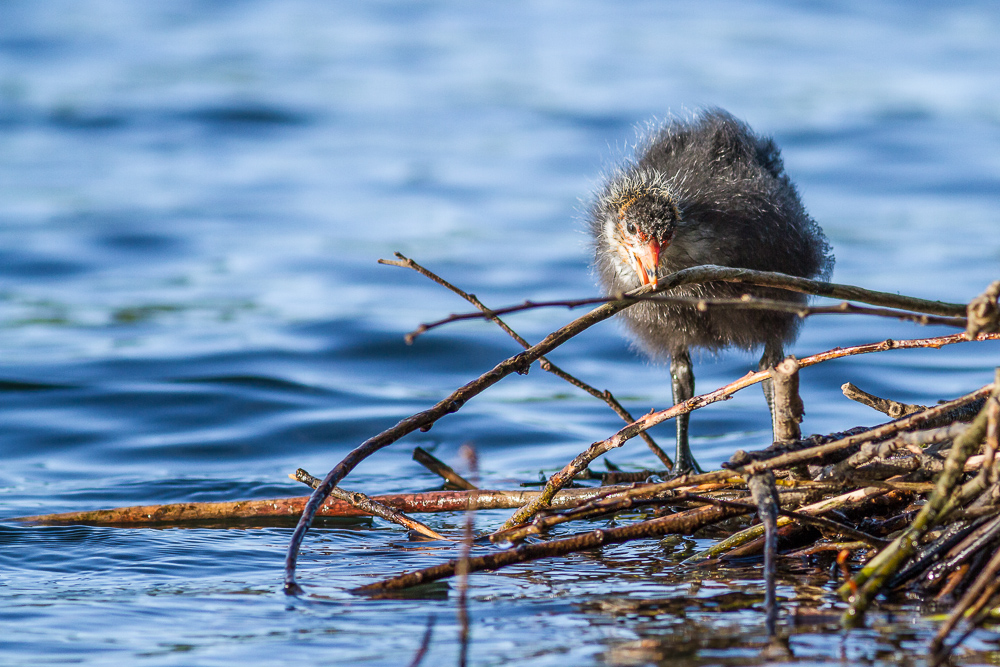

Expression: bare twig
xmin=410 ymin=293 xmax=967 ymax=340
xmin=771 ymin=357 xmax=803 ymax=442
xmin=282 ymin=278 xmax=646 ymax=593
xmin=382 ymin=253 xmax=673 ymax=468
xmin=292 ymin=468 xmax=448 ymax=541
xmin=18 ymin=487 xmax=621 ymax=525
xmin=412 ymin=447 xmax=478 ymax=490
xmin=747 ymin=468 xmax=780 ymax=636
xmin=841 ymin=382 xmax=926 ymax=419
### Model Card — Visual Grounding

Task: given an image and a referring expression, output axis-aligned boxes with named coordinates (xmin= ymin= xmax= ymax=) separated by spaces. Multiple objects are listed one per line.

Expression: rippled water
xmin=2 ymin=1 xmax=1000 ymax=665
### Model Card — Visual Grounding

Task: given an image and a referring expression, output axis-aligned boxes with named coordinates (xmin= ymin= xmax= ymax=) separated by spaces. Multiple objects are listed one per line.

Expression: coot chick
xmin=589 ymin=109 xmax=833 ymax=473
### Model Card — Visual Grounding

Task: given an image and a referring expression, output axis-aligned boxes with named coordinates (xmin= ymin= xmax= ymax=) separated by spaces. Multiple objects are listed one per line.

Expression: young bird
xmin=589 ymin=109 xmax=833 ymax=473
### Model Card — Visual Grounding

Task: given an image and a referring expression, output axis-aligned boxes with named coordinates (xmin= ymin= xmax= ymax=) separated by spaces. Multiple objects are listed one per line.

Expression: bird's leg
xmin=758 ymin=340 xmax=785 ymax=442
xmin=670 ymin=348 xmax=702 ymax=474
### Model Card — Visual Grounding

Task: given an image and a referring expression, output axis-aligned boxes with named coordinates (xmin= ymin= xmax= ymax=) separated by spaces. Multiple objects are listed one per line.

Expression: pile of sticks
xmin=20 ymin=257 xmax=1000 ymax=664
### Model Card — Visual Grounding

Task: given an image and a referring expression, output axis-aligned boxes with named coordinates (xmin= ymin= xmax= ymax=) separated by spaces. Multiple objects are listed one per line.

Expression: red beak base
xmin=631 ymin=239 xmax=662 ymax=288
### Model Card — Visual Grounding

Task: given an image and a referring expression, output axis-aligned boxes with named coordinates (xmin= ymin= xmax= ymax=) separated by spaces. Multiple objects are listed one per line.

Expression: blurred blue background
xmin=1 ymin=2 xmax=999 ymax=665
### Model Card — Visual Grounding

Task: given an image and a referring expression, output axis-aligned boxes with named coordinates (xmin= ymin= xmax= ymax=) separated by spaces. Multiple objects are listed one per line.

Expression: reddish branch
xmin=16 ymin=487 xmax=616 ymax=526
xmin=352 ymin=503 xmax=748 ymax=596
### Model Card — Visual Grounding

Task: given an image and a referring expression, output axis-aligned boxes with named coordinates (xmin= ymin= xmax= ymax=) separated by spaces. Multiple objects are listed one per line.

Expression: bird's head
xmin=597 ymin=171 xmax=681 ymax=289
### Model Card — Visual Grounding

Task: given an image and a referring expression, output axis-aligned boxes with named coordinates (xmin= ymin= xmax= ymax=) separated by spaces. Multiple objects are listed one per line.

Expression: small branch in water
xmin=412 ymin=447 xmax=478 ymax=490
xmin=291 ymin=468 xmax=448 ymax=541
xmin=746 ymin=468 xmax=780 ymax=637
xmin=352 ymin=503 xmax=748 ymax=597
xmin=407 ymin=615 xmax=435 ymax=667
xmin=491 ymin=480 xmax=741 ymax=545
xmin=16 ymin=487 xmax=618 ymax=525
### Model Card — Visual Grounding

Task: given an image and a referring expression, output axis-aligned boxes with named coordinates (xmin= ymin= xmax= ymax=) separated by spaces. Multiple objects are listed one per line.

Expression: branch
xmin=281 ymin=282 xmax=647 ymax=593
xmin=382 ymin=253 xmax=674 ymax=468
xmin=841 ymin=382 xmax=926 ymax=419
xmin=411 ymin=294 xmax=966 ymax=340
xmin=17 ymin=487 xmax=618 ymax=525
xmin=291 ymin=468 xmax=447 ymax=541
xmin=404 ymin=264 xmax=971 ymax=340
xmin=352 ymin=503 xmax=747 ymax=596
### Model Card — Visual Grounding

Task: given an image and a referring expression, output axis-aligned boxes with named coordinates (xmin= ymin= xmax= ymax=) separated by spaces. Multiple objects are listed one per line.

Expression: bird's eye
xmin=625 ymin=222 xmax=637 ymax=236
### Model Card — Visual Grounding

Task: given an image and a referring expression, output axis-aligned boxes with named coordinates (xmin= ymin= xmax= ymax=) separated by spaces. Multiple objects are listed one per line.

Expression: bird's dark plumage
xmin=589 ymin=109 xmax=833 ymax=472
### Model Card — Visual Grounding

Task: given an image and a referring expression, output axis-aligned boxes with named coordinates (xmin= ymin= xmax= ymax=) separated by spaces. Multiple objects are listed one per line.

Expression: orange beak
xmin=630 ymin=238 xmax=662 ymax=288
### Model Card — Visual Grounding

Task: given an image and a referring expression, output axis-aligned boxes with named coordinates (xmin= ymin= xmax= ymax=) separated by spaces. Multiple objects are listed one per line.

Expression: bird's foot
xmin=669 ymin=454 xmax=703 ymax=478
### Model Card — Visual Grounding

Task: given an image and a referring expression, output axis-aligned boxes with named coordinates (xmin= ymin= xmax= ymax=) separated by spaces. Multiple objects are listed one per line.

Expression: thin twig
xmin=292 ymin=468 xmax=448 ymax=541
xmin=17 ymin=487 xmax=625 ymax=525
xmin=282 ymin=279 xmax=645 ymax=593
xmin=410 ymin=293 xmax=967 ymax=340
xmin=412 ymin=447 xmax=478 ymax=490
xmin=747 ymin=468 xmax=780 ymax=636
xmin=382 ymin=253 xmax=673 ymax=468
xmin=841 ymin=382 xmax=926 ymax=419
xmin=402 ymin=263 xmax=970 ymax=341
xmin=491 ymin=481 xmax=744 ymax=545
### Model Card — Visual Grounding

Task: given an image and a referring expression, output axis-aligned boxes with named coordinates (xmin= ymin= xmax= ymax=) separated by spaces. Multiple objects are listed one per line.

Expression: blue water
xmin=2 ymin=1 xmax=1000 ymax=665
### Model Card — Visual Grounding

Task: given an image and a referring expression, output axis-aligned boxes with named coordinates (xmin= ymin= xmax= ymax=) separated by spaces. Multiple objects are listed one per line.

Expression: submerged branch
xmin=16 ymin=487 xmax=618 ymax=526
xmin=352 ymin=503 xmax=747 ymax=596
xmin=292 ymin=468 xmax=447 ymax=541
